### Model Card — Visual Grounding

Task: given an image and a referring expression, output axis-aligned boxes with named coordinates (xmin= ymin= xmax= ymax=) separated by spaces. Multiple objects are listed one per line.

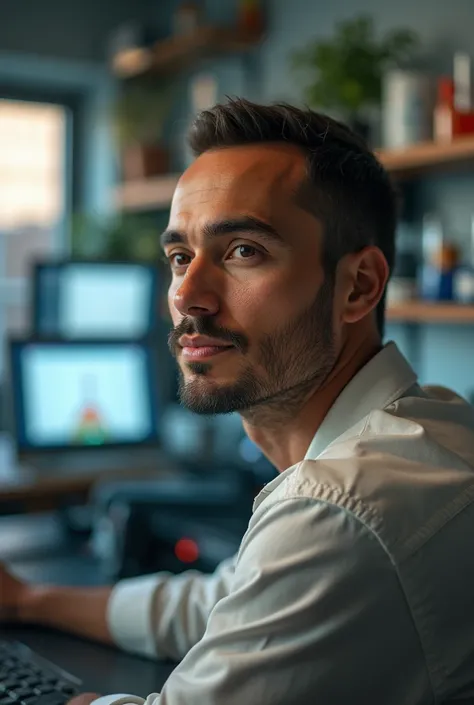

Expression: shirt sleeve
xmin=106 ymin=553 xmax=237 ymax=660
xmin=100 ymin=495 xmax=432 ymax=705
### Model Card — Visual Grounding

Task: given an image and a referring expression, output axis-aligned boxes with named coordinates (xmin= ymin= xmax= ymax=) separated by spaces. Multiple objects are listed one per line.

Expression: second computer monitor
xmin=32 ymin=260 xmax=159 ymax=339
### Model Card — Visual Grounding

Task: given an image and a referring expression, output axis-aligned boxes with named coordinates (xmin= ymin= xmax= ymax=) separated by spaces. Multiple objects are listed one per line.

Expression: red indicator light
xmin=174 ymin=538 xmax=199 ymax=563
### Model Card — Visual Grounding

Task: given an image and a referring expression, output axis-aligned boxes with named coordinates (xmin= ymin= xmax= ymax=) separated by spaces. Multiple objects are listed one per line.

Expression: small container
xmin=454 ymin=216 xmax=474 ymax=304
xmin=434 ymin=77 xmax=455 ymax=143
xmin=434 ymin=58 xmax=474 ymax=140
xmin=382 ymin=70 xmax=433 ymax=148
xmin=419 ymin=215 xmax=459 ymax=301
xmin=454 ymin=52 xmax=471 ymax=111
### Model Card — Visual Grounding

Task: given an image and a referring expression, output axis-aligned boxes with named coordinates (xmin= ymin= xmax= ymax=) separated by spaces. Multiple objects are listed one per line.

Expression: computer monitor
xmin=9 ymin=339 xmax=160 ymax=452
xmin=32 ymin=261 xmax=160 ymax=339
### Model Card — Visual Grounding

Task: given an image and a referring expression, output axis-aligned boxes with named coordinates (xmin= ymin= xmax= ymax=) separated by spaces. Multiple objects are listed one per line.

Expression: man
xmin=2 ymin=98 xmax=474 ymax=705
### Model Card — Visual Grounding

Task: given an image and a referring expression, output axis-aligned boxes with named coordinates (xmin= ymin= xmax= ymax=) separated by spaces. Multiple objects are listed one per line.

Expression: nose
xmin=172 ymin=257 xmax=220 ymax=317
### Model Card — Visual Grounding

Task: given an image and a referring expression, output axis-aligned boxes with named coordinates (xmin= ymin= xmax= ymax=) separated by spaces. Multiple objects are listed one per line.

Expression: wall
xmin=0 ymin=0 xmax=154 ymax=62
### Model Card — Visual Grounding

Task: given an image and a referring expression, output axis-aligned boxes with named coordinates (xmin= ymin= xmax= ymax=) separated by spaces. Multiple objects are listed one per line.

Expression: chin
xmin=178 ymin=372 xmax=261 ymax=416
xmin=181 ymin=370 xmax=236 ymax=395
xmin=181 ymin=355 xmax=241 ymax=382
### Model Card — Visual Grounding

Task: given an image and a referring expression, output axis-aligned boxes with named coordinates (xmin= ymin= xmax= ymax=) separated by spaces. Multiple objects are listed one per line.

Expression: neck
xmin=241 ymin=331 xmax=382 ymax=471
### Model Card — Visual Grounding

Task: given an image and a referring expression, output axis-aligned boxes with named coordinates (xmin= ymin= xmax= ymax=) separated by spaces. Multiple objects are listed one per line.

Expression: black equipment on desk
xmin=91 ymin=474 xmax=253 ymax=579
xmin=31 ymin=260 xmax=160 ymax=340
xmin=0 ymin=639 xmax=81 ymax=705
xmin=87 ymin=408 xmax=276 ymax=579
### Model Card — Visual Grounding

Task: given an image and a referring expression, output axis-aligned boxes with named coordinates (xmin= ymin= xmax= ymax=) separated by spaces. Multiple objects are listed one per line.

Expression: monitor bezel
xmin=8 ymin=336 xmax=162 ymax=455
xmin=30 ymin=258 xmax=162 ymax=340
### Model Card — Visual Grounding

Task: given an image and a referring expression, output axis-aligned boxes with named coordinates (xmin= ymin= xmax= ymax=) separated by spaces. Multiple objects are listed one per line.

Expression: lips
xmin=178 ymin=335 xmax=234 ymax=360
xmin=181 ymin=346 xmax=233 ymax=360
xmin=179 ymin=335 xmax=233 ymax=348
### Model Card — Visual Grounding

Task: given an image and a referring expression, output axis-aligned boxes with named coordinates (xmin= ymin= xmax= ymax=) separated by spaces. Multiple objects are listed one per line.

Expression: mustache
xmin=168 ymin=317 xmax=249 ymax=355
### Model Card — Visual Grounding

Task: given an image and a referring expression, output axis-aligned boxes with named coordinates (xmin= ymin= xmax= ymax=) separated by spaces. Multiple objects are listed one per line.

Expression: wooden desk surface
xmin=0 ymin=434 xmax=178 ymax=512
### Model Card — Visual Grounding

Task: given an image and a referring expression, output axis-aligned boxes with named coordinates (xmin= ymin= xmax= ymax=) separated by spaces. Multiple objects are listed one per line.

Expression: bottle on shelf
xmin=454 ymin=52 xmax=471 ymax=111
xmin=434 ymin=77 xmax=455 ymax=143
xmin=381 ymin=69 xmax=433 ymax=149
xmin=419 ymin=214 xmax=459 ymax=301
xmin=454 ymin=215 xmax=474 ymax=304
xmin=453 ymin=52 xmax=474 ymax=136
xmin=433 ymin=53 xmax=474 ymax=141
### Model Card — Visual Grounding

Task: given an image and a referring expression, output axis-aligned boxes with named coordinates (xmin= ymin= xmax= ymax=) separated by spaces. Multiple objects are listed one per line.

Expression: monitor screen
xmin=33 ymin=262 xmax=159 ymax=338
xmin=9 ymin=340 xmax=159 ymax=451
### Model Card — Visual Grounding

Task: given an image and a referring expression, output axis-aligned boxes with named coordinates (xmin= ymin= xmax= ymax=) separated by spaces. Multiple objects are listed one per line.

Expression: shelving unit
xmin=113 ymin=25 xmax=263 ymax=79
xmin=377 ymin=135 xmax=474 ymax=178
xmin=381 ymin=139 xmax=474 ymax=329
xmin=113 ymin=24 xmax=263 ymax=211
xmin=387 ymin=301 xmax=474 ymax=324
xmin=115 ymin=137 xmax=474 ymax=212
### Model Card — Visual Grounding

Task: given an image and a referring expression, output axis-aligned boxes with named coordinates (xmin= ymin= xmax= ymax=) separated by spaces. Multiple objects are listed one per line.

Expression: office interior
xmin=2 ymin=0 xmax=474 ymax=695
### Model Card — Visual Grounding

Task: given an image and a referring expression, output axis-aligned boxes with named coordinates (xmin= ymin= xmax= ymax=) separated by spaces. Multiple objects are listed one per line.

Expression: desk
xmin=0 ymin=434 xmax=182 ymax=515
xmin=1 ymin=626 xmax=176 ymax=696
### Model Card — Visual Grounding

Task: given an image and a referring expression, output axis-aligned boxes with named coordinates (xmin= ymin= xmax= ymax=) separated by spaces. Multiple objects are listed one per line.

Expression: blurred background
xmin=1 ymin=0 xmax=474 ymax=589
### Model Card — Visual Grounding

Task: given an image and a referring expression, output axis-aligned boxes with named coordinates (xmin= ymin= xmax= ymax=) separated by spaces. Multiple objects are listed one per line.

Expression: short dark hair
xmin=188 ymin=98 xmax=398 ymax=338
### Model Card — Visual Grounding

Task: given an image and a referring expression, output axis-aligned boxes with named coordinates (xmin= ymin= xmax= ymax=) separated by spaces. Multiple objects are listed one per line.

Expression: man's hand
xmin=67 ymin=693 xmax=101 ymax=705
xmin=0 ymin=562 xmax=28 ymax=622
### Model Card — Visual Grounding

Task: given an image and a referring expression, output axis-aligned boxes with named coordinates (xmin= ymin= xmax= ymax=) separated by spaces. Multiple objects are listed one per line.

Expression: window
xmin=0 ymin=98 xmax=70 ymax=375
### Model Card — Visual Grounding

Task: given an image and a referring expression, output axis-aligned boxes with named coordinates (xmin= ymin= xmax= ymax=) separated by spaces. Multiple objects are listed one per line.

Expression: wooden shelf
xmin=387 ymin=301 xmax=474 ymax=324
xmin=114 ymin=174 xmax=180 ymax=211
xmin=377 ymin=136 xmax=474 ymax=177
xmin=113 ymin=26 xmax=263 ymax=78
xmin=114 ymin=137 xmax=474 ymax=213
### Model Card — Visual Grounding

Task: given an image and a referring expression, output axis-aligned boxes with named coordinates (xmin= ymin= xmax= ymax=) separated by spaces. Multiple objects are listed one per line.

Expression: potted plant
xmin=113 ymin=78 xmax=176 ymax=180
xmin=291 ymin=15 xmax=419 ymax=141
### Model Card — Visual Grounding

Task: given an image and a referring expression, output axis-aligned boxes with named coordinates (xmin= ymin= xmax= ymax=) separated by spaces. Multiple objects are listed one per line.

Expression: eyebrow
xmin=160 ymin=216 xmax=288 ymax=250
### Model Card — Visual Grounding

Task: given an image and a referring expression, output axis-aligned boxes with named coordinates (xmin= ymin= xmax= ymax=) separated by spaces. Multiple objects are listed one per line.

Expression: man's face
xmin=163 ymin=143 xmax=337 ymax=415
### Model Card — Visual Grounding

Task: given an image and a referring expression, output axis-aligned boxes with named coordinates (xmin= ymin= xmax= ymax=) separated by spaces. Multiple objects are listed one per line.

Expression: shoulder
xmin=252 ymin=398 xmax=474 ymax=562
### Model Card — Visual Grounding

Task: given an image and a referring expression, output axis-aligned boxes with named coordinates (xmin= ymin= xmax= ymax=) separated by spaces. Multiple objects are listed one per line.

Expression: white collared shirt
xmin=94 ymin=343 xmax=474 ymax=705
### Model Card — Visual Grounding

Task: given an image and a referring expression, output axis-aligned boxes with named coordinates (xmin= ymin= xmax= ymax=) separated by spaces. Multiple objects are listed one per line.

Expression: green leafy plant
xmin=113 ymin=78 xmax=176 ymax=147
xmin=70 ymin=212 xmax=167 ymax=262
xmin=292 ymin=15 xmax=419 ymax=117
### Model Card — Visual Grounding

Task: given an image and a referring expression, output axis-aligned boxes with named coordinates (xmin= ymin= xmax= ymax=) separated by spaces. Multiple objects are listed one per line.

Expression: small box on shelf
xmin=114 ymin=174 xmax=181 ymax=212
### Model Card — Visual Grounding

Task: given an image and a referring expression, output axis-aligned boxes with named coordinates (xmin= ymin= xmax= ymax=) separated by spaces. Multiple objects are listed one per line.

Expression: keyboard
xmin=0 ymin=640 xmax=82 ymax=705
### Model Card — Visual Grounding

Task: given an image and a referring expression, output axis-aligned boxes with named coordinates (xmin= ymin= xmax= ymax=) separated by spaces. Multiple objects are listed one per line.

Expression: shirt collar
xmin=304 ymin=341 xmax=417 ymax=460
xmin=253 ymin=342 xmax=417 ymax=511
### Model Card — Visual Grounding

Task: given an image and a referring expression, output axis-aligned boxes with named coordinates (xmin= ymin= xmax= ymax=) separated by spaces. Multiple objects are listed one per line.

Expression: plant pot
xmin=122 ymin=144 xmax=170 ymax=180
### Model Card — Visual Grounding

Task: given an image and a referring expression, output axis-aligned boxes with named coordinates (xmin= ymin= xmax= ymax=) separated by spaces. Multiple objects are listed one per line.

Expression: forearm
xmin=20 ymin=584 xmax=115 ymax=646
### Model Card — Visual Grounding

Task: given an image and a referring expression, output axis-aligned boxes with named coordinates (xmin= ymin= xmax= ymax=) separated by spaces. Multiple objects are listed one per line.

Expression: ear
xmin=339 ymin=247 xmax=389 ymax=325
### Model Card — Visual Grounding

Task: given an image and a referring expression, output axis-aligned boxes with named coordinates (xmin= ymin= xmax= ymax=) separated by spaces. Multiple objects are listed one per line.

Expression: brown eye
xmin=169 ymin=252 xmax=191 ymax=268
xmin=230 ymin=244 xmax=261 ymax=260
xmin=235 ymin=245 xmax=257 ymax=258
